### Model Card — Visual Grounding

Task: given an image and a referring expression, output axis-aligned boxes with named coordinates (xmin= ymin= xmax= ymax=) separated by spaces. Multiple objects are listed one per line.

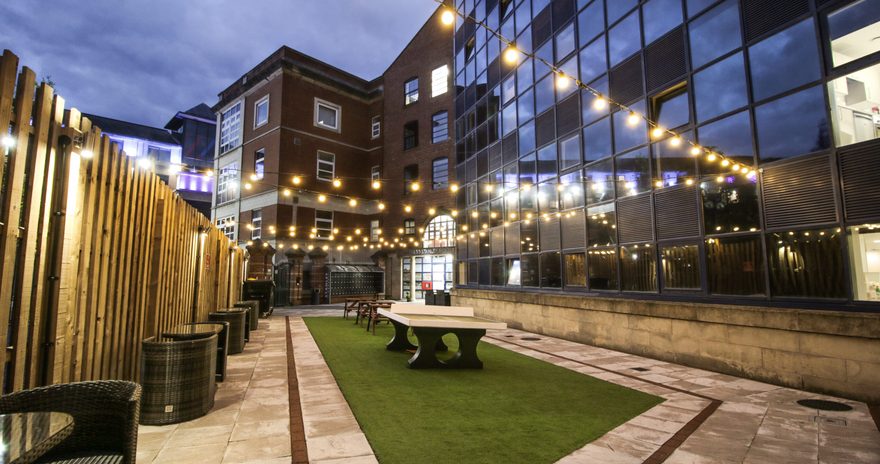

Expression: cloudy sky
xmin=0 ymin=0 xmax=439 ymax=128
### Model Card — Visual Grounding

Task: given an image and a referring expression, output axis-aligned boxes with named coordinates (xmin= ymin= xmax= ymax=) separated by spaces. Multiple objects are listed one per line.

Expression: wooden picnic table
xmin=377 ymin=305 xmax=506 ymax=369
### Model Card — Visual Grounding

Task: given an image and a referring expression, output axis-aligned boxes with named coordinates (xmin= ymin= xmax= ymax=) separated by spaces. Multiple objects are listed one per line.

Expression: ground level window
xmin=828 ymin=63 xmax=880 ymax=148
xmin=620 ymin=245 xmax=657 ymax=292
xmin=661 ymin=244 xmax=701 ymax=290
xmin=706 ymin=235 xmax=765 ymax=296
xmin=540 ymin=252 xmax=562 ymax=288
xmin=848 ymin=224 xmax=880 ymax=301
xmin=491 ymin=257 xmax=505 ymax=285
xmin=564 ymin=253 xmax=586 ymax=287
xmin=767 ymin=228 xmax=845 ymax=299
xmin=506 ymin=258 xmax=521 ymax=286
xmin=521 ymin=254 xmax=539 ymax=287
xmin=588 ymin=248 xmax=618 ymax=290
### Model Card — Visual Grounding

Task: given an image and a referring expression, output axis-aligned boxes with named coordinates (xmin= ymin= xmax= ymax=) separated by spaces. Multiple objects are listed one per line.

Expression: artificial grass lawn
xmin=303 ymin=317 xmax=663 ymax=464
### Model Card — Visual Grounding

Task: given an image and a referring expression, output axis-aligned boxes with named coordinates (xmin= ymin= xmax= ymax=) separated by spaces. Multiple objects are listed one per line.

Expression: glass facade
xmin=453 ymin=0 xmax=880 ymax=308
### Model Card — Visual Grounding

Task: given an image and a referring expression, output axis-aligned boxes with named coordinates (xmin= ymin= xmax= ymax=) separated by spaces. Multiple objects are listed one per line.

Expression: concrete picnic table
xmin=377 ymin=304 xmax=507 ymax=369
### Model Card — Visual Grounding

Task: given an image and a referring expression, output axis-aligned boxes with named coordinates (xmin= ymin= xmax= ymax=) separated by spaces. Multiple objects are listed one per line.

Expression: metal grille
xmin=489 ymin=142 xmax=503 ymax=172
xmin=561 ymin=209 xmax=586 ymax=249
xmin=491 ymin=227 xmax=505 ymax=256
xmin=840 ymin=140 xmax=880 ymax=223
xmin=552 ymin=0 xmax=576 ymax=31
xmin=655 ymin=185 xmax=701 ymax=239
xmin=743 ymin=0 xmax=810 ymax=43
xmin=610 ymin=54 xmax=644 ymax=105
xmin=532 ymin=5 xmax=553 ymax=48
xmin=540 ymin=217 xmax=561 ymax=251
xmin=617 ymin=194 xmax=654 ymax=243
xmin=505 ymin=223 xmax=520 ymax=255
xmin=536 ymin=109 xmax=556 ymax=148
xmin=645 ymin=27 xmax=686 ymax=93
xmin=556 ymin=93 xmax=581 ymax=138
xmin=763 ymin=154 xmax=838 ymax=229
xmin=502 ymin=132 xmax=518 ymax=165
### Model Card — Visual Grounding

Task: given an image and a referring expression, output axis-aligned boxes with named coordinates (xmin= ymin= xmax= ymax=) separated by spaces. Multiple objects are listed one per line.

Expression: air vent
xmin=556 ymin=94 xmax=581 ymax=137
xmin=552 ymin=0 xmax=576 ymax=31
xmin=645 ymin=27 xmax=686 ymax=92
xmin=532 ymin=5 xmax=553 ymax=48
xmin=535 ymin=109 xmax=556 ymax=148
xmin=743 ymin=0 xmax=810 ymax=43
xmin=617 ymin=194 xmax=654 ymax=244
xmin=763 ymin=154 xmax=837 ymax=229
xmin=610 ymin=54 xmax=644 ymax=105
xmin=540 ymin=217 xmax=561 ymax=251
xmin=561 ymin=209 xmax=586 ymax=249
xmin=505 ymin=224 xmax=520 ymax=255
xmin=839 ymin=139 xmax=880 ymax=223
xmin=655 ymin=185 xmax=700 ymax=239
xmin=502 ymin=132 xmax=518 ymax=165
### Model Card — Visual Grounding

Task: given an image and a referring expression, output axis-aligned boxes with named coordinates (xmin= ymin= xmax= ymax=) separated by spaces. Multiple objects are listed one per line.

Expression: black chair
xmin=0 ymin=380 xmax=141 ymax=464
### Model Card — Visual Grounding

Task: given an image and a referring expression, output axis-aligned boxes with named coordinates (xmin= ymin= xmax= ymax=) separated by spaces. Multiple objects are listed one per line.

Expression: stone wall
xmin=453 ymin=289 xmax=880 ymax=403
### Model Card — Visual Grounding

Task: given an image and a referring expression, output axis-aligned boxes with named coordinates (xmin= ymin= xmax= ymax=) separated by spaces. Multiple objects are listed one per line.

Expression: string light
xmin=669 ymin=136 xmax=682 ymax=147
xmin=592 ymin=96 xmax=608 ymax=110
xmin=80 ymin=149 xmax=94 ymax=159
xmin=555 ymin=73 xmax=570 ymax=90
xmin=378 ymin=202 xmax=386 ymax=210
xmin=1 ymin=135 xmax=15 ymax=148
xmin=372 ymin=180 xmax=381 ymax=190
xmin=651 ymin=127 xmax=665 ymax=139
xmin=428 ymin=208 xmax=436 ymax=215
xmin=404 ymin=205 xmax=412 ymax=213
xmin=410 ymin=181 xmax=421 ymax=192
xmin=503 ymin=45 xmax=519 ymax=64
xmin=332 ymin=178 xmax=342 ymax=188
xmin=626 ymin=112 xmax=640 ymax=126
xmin=292 ymin=176 xmax=302 ymax=185
xmin=318 ymin=194 xmax=327 ymax=202
xmin=203 ymin=169 xmax=214 ymax=177
xmin=283 ymin=189 xmax=292 ymax=197
xmin=349 ymin=198 xmax=358 ymax=207
xmin=690 ymin=147 xmax=702 ymax=156
xmin=440 ymin=8 xmax=455 ymax=25
xmin=450 ymin=183 xmax=459 ymax=192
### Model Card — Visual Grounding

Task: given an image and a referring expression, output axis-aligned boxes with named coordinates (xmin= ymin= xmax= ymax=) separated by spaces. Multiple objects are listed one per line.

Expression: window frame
xmin=404 ymin=120 xmax=419 ymax=150
xmin=254 ymin=95 xmax=269 ymax=129
xmin=371 ymin=166 xmax=381 ymax=181
xmin=254 ymin=149 xmax=265 ymax=180
xmin=216 ymin=162 xmax=239 ymax=205
xmin=251 ymin=210 xmax=262 ymax=240
xmin=432 ymin=111 xmax=449 ymax=143
xmin=432 ymin=157 xmax=449 ymax=190
xmin=431 ymin=65 xmax=450 ymax=97
xmin=316 ymin=151 xmax=336 ymax=182
xmin=404 ymin=77 xmax=419 ymax=105
xmin=314 ymin=98 xmax=342 ymax=132
xmin=215 ymin=215 xmax=236 ymax=241
xmin=404 ymin=218 xmax=416 ymax=235
xmin=315 ymin=210 xmax=334 ymax=240
xmin=371 ymin=115 xmax=381 ymax=138
xmin=219 ymin=101 xmax=242 ymax=154
xmin=370 ymin=219 xmax=381 ymax=242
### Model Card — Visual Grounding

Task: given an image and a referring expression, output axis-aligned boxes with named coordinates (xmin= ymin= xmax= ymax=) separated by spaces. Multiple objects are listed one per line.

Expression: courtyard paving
xmin=136 ymin=305 xmax=880 ymax=463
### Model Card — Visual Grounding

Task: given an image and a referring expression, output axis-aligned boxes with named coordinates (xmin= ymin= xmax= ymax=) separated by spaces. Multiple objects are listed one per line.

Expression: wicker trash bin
xmin=234 ymin=300 xmax=260 ymax=332
xmin=209 ymin=309 xmax=247 ymax=354
xmin=140 ymin=334 xmax=217 ymax=425
xmin=164 ymin=323 xmax=229 ymax=382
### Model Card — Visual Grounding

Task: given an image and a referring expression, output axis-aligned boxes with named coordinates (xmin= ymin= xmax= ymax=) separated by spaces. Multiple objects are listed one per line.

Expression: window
xmin=697 ymin=111 xmax=755 ymax=174
xmin=404 ymin=121 xmax=418 ymax=150
xmin=584 ymin=158 xmax=615 ymax=204
xmin=423 ymin=215 xmax=455 ymax=248
xmin=432 ymin=111 xmax=449 ymax=143
xmin=615 ymin=148 xmax=651 ymax=198
xmin=694 ymin=53 xmax=748 ymax=122
xmin=579 ymin=37 xmax=607 ymax=85
xmin=583 ymin=118 xmax=613 ymax=163
xmin=147 ymin=146 xmax=172 ymax=163
xmin=491 ymin=258 xmax=506 ymax=286
xmin=404 ymin=78 xmax=419 ymax=105
xmin=432 ymin=158 xmax=449 ymax=190
xmin=755 ymin=85 xmax=830 ymax=162
xmin=216 ymin=162 xmax=239 ymax=205
xmin=254 ymin=95 xmax=269 ymax=128
xmin=848 ymin=224 xmax=880 ymax=301
xmin=537 ymin=144 xmax=557 ymax=182
xmin=317 ymin=151 xmax=335 ymax=181
xmin=506 ymin=258 xmax=521 ymax=286
xmin=314 ymin=99 xmax=341 ymax=131
xmin=540 ymin=252 xmax=562 ymax=288
xmin=653 ymin=86 xmax=690 ymax=130
xmin=749 ymin=20 xmax=821 ymax=102
xmin=828 ymin=63 xmax=880 ymax=147
xmin=521 ymin=254 xmax=540 ymax=287
xmin=559 ymin=133 xmax=581 ymax=171
xmin=607 ymin=0 xmax=638 ymax=24
xmin=564 ymin=253 xmax=587 ymax=287
xmin=315 ymin=210 xmax=333 ymax=239
xmin=579 ymin=1 xmax=605 ymax=46
xmin=215 ymin=216 xmax=236 ymax=241
xmin=502 ymin=103 xmax=517 ymax=135
xmin=706 ymin=235 xmax=765 ymax=296
xmin=587 ymin=203 xmax=617 ymax=247
xmin=588 ymin=248 xmax=618 ymax=290
xmin=654 ymin=130 xmax=695 ymax=187
xmin=613 ymin=100 xmax=648 ymax=153
xmin=371 ymin=166 xmax=381 ymax=182
xmin=620 ymin=245 xmax=658 ymax=292
xmin=403 ymin=164 xmax=419 ymax=194
xmin=370 ymin=220 xmax=381 ymax=242
xmin=643 ymin=0 xmax=682 ymax=45
xmin=251 ymin=210 xmax=262 ymax=240
xmin=431 ymin=65 xmax=449 ymax=97
xmin=555 ymin=23 xmax=576 ymax=62
xmin=608 ymin=11 xmax=641 ymax=67
xmin=371 ymin=116 xmax=381 ymax=138
xmin=254 ymin=149 xmax=265 ymax=180
xmin=689 ymin=0 xmax=741 ymax=69
xmin=827 ymin=0 xmax=880 ymax=68
xmin=219 ymin=102 xmax=242 ymax=153
xmin=767 ymin=228 xmax=845 ymax=298
xmin=702 ymin=176 xmax=761 ymax=234
xmin=661 ymin=244 xmax=701 ymax=290
xmin=404 ymin=218 xmax=416 ymax=235
xmin=559 ymin=171 xmax=585 ymax=209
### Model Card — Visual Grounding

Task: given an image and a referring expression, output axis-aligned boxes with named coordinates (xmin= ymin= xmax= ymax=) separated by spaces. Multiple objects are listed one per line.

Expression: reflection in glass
xmin=848 ymin=224 xmax=880 ymax=301
xmin=767 ymin=228 xmax=845 ymax=298
xmin=620 ymin=245 xmax=658 ymax=292
xmin=559 ymin=171 xmax=585 ymax=209
xmin=615 ymin=148 xmax=651 ymax=198
xmin=686 ymin=0 xmax=716 ymax=18
xmin=518 ymin=58 xmax=534 ymax=90
xmin=537 ymin=144 xmax=557 ymax=182
xmin=614 ymin=101 xmax=648 ymax=152
xmin=584 ymin=118 xmax=613 ymax=163
xmin=661 ymin=244 xmax=701 ymax=289
xmin=694 ymin=53 xmax=748 ymax=122
xmin=706 ymin=235 xmax=766 ymax=295
xmin=582 ymin=77 xmax=610 ymax=125
xmin=502 ymin=75 xmax=516 ymax=104
xmin=521 ymin=254 xmax=540 ymax=286
xmin=579 ymin=0 xmax=605 ymax=46
xmin=827 ymin=0 xmax=880 ymax=67
xmin=519 ymin=153 xmax=537 ymax=185
xmin=654 ymin=130 xmax=695 ymax=187
xmin=701 ymin=176 xmax=761 ymax=234
xmin=827 ymin=63 xmax=880 ymax=148
xmin=584 ymin=159 xmax=615 ymax=204
xmin=697 ymin=110 xmax=754 ymax=175
xmin=654 ymin=87 xmax=690 ymax=130
xmin=502 ymin=103 xmax=517 ymax=135
xmin=535 ymin=75 xmax=555 ymax=116
xmin=643 ymin=0 xmax=683 ymax=45
xmin=579 ymin=37 xmax=607 ymax=85
xmin=491 ymin=257 xmax=506 ymax=285
xmin=541 ymin=252 xmax=562 ymax=287
xmin=588 ymin=248 xmax=618 ymax=290
xmin=518 ymin=89 xmax=535 ymax=126
xmin=608 ymin=12 xmax=642 ymax=67
xmin=555 ymin=23 xmax=576 ymax=62
xmin=537 ymin=181 xmax=559 ymax=213
xmin=587 ymin=203 xmax=617 ymax=247
xmin=689 ymin=0 xmax=741 ymax=69
xmin=749 ymin=20 xmax=821 ymax=102
xmin=479 ymin=259 xmax=490 ymax=285
xmin=519 ymin=121 xmax=536 ymax=155
xmin=755 ymin=85 xmax=830 ymax=162
xmin=559 ymin=133 xmax=581 ymax=170
xmin=565 ymin=253 xmax=587 ymax=287
xmin=557 ymin=56 xmax=579 ymax=101
xmin=506 ymin=258 xmax=521 ymax=286
xmin=607 ymin=0 xmax=639 ymax=25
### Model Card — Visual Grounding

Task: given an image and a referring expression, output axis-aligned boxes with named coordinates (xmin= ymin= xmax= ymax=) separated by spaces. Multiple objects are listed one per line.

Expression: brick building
xmin=210 ymin=7 xmax=455 ymax=303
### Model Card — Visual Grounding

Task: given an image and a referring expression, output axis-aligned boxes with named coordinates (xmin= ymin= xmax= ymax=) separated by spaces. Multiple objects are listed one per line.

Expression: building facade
xmin=164 ymin=103 xmax=217 ymax=216
xmin=450 ymin=0 xmax=880 ymax=401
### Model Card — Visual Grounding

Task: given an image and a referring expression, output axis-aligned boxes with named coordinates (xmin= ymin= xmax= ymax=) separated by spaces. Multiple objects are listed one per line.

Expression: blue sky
xmin=0 ymin=0 xmax=439 ymax=127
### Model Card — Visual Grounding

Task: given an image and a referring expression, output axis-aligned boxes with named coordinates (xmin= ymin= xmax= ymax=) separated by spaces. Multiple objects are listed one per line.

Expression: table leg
xmin=444 ymin=329 xmax=486 ymax=369
xmin=385 ymin=320 xmax=417 ymax=351
xmin=408 ymin=327 xmax=446 ymax=369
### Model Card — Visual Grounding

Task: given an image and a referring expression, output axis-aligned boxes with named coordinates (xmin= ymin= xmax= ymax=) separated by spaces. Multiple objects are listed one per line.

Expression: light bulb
xmin=440 ymin=9 xmax=455 ymax=25
xmin=721 ymin=159 xmax=730 ymax=167
xmin=707 ymin=153 xmax=717 ymax=162
xmin=555 ymin=74 xmax=570 ymax=90
xmin=1 ymin=135 xmax=15 ymax=148
xmin=80 ymin=149 xmax=94 ymax=159
xmin=371 ymin=180 xmax=381 ymax=190
xmin=503 ymin=46 xmax=519 ymax=64
xmin=378 ymin=202 xmax=385 ymax=210
xmin=651 ymin=127 xmax=665 ymax=138
xmin=203 ymin=169 xmax=214 ymax=177
xmin=690 ymin=147 xmax=702 ymax=156
xmin=349 ymin=199 xmax=358 ymax=207
xmin=428 ymin=208 xmax=436 ymax=215
xmin=669 ymin=136 xmax=682 ymax=147
xmin=283 ymin=189 xmax=292 ymax=197
xmin=404 ymin=205 xmax=412 ymax=213
xmin=292 ymin=176 xmax=302 ymax=185
xmin=626 ymin=112 xmax=640 ymax=126
xmin=450 ymin=183 xmax=459 ymax=192
xmin=332 ymin=178 xmax=342 ymax=188
xmin=318 ymin=194 xmax=327 ymax=202
xmin=592 ymin=96 xmax=607 ymax=110
xmin=410 ymin=181 xmax=421 ymax=191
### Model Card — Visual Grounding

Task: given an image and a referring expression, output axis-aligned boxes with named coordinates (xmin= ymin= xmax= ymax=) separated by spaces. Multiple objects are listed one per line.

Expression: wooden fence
xmin=0 ymin=49 xmax=244 ymax=392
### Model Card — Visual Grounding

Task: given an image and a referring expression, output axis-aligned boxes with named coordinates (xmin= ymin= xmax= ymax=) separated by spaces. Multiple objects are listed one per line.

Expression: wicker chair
xmin=140 ymin=334 xmax=217 ymax=425
xmin=0 ymin=380 xmax=141 ymax=464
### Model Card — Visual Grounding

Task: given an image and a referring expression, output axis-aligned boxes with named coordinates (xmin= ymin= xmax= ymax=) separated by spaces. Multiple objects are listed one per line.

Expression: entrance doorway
xmin=402 ymin=254 xmax=454 ymax=301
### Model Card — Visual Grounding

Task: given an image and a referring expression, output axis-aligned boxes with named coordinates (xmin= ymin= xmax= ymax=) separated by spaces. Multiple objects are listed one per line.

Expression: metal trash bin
xmin=242 ymin=280 xmax=275 ymax=317
xmin=425 ymin=290 xmax=435 ymax=305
